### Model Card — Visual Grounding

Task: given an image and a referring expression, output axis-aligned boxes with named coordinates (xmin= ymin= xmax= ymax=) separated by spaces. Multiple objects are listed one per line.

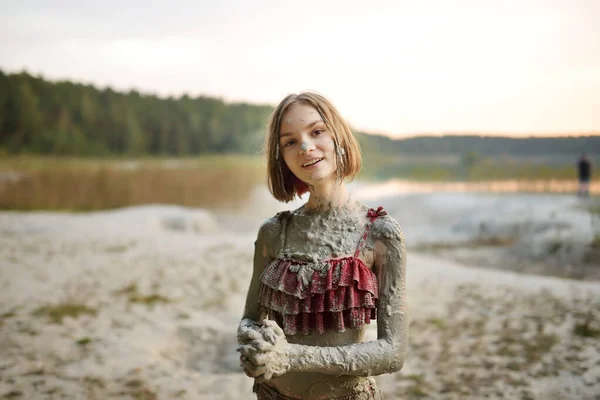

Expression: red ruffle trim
xmin=258 ymin=257 xmax=378 ymax=335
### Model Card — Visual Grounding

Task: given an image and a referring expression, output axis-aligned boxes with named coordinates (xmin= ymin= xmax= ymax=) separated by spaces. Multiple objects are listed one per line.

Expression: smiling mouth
xmin=302 ymin=158 xmax=323 ymax=167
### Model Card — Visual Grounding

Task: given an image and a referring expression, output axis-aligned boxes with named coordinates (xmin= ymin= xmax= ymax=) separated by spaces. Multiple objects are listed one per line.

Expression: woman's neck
xmin=304 ymin=181 xmax=350 ymax=212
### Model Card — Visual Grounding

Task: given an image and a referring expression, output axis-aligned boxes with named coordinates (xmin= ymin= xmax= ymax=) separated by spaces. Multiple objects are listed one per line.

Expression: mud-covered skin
xmin=281 ymin=199 xmax=372 ymax=261
xmin=238 ymin=198 xmax=407 ymax=399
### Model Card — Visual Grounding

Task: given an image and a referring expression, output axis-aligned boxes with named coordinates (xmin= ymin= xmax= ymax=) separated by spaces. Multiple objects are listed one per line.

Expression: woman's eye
xmin=283 ymin=140 xmax=296 ymax=147
xmin=313 ymin=129 xmax=323 ymax=135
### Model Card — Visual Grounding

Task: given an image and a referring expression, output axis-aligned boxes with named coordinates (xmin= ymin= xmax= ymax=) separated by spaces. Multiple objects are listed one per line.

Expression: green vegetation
xmin=413 ymin=236 xmax=518 ymax=252
xmin=83 ymin=376 xmax=106 ymax=388
xmin=114 ymin=282 xmax=172 ymax=307
xmin=32 ymin=303 xmax=97 ymax=324
xmin=124 ymin=379 xmax=158 ymax=400
xmin=76 ymin=337 xmax=93 ymax=346
xmin=0 ymin=70 xmax=272 ymax=155
xmin=2 ymin=390 xmax=23 ymax=398
xmin=356 ymin=131 xmax=600 ymax=156
xmin=573 ymin=310 xmax=600 ymax=338
xmin=0 ymin=310 xmax=16 ymax=328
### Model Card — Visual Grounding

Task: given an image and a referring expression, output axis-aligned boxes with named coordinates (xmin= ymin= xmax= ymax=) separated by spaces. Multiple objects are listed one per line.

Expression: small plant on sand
xmin=1 ymin=311 xmax=16 ymax=319
xmin=0 ymin=310 xmax=16 ymax=327
xmin=32 ymin=303 xmax=97 ymax=324
xmin=114 ymin=282 xmax=172 ymax=307
xmin=114 ymin=282 xmax=138 ymax=295
xmin=573 ymin=309 xmax=600 ymax=338
xmin=426 ymin=317 xmax=446 ymax=330
xmin=2 ymin=390 xmax=24 ymax=398
xmin=129 ymin=293 xmax=171 ymax=306
xmin=83 ymin=376 xmax=106 ymax=388
xmin=124 ymin=379 xmax=158 ymax=400
xmin=76 ymin=337 xmax=93 ymax=346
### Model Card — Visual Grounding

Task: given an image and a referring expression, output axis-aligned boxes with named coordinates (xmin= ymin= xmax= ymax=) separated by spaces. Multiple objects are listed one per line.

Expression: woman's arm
xmin=237 ymin=215 xmax=282 ymax=341
xmin=241 ymin=216 xmax=408 ymax=381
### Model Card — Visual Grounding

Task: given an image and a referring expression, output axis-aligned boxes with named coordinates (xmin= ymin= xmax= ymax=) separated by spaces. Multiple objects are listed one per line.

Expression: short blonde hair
xmin=266 ymin=91 xmax=362 ymax=203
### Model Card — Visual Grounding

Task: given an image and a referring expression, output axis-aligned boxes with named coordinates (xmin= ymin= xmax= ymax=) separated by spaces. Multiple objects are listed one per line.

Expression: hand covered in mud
xmin=237 ymin=319 xmax=291 ymax=382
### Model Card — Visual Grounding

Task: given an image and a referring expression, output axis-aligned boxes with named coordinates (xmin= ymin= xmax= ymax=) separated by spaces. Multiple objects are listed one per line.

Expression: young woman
xmin=237 ymin=92 xmax=408 ymax=400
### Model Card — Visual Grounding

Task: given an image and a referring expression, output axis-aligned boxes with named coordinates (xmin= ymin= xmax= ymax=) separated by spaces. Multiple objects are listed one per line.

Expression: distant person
xmin=577 ymin=153 xmax=591 ymax=197
xmin=237 ymin=92 xmax=407 ymax=399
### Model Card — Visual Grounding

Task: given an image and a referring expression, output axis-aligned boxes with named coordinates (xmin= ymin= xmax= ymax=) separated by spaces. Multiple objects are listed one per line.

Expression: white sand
xmin=1 ymin=186 xmax=599 ymax=399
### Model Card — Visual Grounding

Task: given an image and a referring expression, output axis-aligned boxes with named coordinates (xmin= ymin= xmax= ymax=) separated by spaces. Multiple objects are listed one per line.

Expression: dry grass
xmin=113 ymin=282 xmax=173 ymax=307
xmin=32 ymin=303 xmax=97 ymax=324
xmin=0 ymin=155 xmax=265 ymax=211
xmin=413 ymin=235 xmax=518 ymax=252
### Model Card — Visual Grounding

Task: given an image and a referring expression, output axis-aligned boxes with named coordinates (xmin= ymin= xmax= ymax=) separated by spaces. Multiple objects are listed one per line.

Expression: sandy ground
xmin=1 ymin=185 xmax=600 ymax=400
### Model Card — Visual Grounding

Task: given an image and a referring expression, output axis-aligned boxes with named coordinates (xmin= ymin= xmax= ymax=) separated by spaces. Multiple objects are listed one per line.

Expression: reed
xmin=0 ymin=155 xmax=265 ymax=211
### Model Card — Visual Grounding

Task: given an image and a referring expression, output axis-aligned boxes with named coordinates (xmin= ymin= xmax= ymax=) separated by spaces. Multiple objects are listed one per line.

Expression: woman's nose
xmin=300 ymin=140 xmax=315 ymax=154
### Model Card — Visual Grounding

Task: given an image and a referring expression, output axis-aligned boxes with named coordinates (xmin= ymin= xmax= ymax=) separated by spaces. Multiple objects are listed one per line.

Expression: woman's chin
xmin=304 ymin=173 xmax=337 ymax=185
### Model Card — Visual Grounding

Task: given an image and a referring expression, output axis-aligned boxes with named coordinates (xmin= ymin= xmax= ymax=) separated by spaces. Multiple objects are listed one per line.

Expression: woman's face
xmin=279 ymin=102 xmax=337 ymax=185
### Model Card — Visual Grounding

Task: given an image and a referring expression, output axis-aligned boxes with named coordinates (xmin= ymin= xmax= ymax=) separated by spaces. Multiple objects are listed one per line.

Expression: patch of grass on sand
xmin=406 ymin=385 xmax=429 ymax=398
xmin=32 ymin=303 xmax=97 ymax=324
xmin=523 ymin=332 xmax=560 ymax=364
xmin=2 ymin=390 xmax=24 ymax=398
xmin=114 ymin=283 xmax=138 ymax=295
xmin=76 ymin=337 xmax=93 ymax=346
xmin=0 ymin=310 xmax=16 ymax=327
xmin=114 ymin=282 xmax=172 ymax=307
xmin=105 ymin=244 xmax=132 ymax=253
xmin=573 ymin=310 xmax=600 ymax=338
xmin=129 ymin=294 xmax=171 ymax=306
xmin=426 ymin=317 xmax=446 ymax=330
xmin=413 ymin=236 xmax=517 ymax=252
xmin=124 ymin=379 xmax=158 ymax=400
xmin=83 ymin=376 xmax=106 ymax=388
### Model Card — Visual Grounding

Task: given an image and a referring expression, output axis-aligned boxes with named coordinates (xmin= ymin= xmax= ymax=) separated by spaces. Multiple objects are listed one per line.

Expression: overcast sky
xmin=1 ymin=0 xmax=599 ymax=137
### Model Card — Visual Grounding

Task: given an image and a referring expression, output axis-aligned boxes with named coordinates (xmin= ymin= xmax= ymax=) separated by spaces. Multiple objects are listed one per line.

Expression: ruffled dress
xmin=258 ymin=207 xmax=387 ymax=336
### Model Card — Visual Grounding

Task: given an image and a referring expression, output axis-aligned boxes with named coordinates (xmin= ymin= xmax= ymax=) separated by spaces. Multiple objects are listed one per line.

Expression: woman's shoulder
xmin=368 ymin=206 xmax=404 ymax=244
xmin=257 ymin=210 xmax=291 ymax=240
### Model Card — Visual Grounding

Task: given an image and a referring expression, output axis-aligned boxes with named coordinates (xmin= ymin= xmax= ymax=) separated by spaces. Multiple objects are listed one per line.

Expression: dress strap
xmin=353 ymin=206 xmax=388 ymax=258
xmin=277 ymin=211 xmax=291 ymax=257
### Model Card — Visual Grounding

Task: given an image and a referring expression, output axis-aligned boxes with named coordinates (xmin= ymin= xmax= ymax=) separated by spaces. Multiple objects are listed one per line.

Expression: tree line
xmin=1 ymin=69 xmax=598 ymax=157
xmin=357 ymin=133 xmax=600 ymax=156
xmin=0 ymin=70 xmax=272 ymax=155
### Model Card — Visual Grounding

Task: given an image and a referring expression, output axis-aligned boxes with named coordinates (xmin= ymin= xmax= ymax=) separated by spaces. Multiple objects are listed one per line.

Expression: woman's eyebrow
xmin=280 ymin=120 xmax=324 ymax=138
